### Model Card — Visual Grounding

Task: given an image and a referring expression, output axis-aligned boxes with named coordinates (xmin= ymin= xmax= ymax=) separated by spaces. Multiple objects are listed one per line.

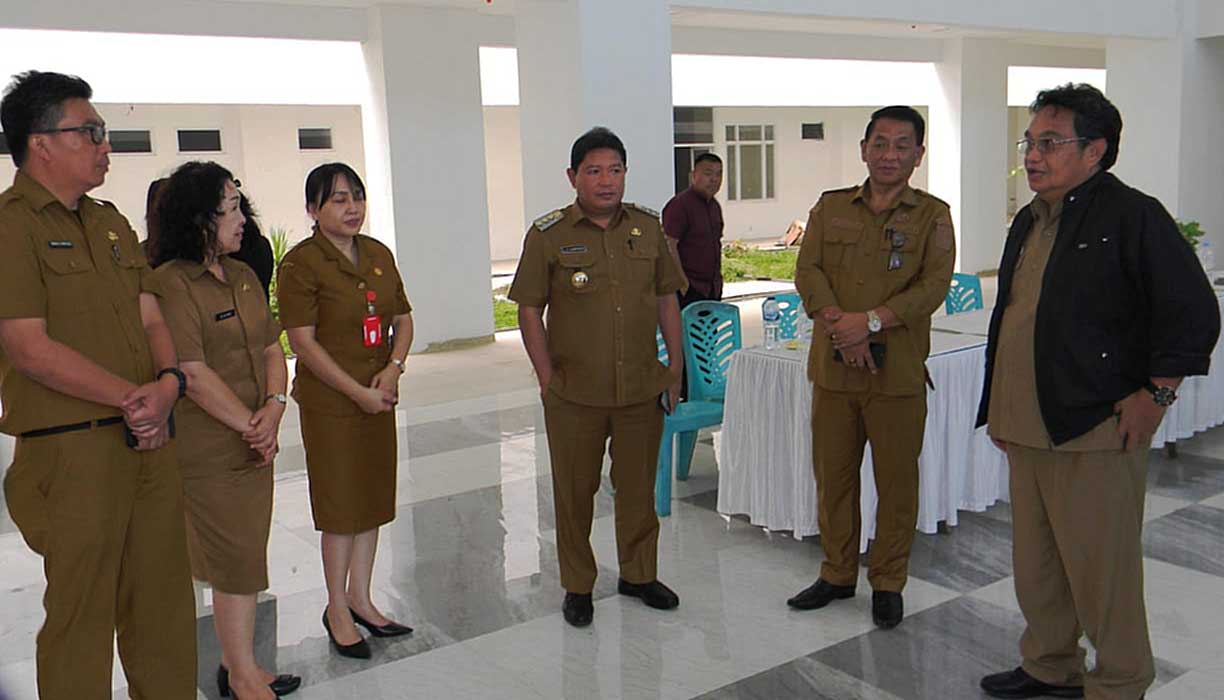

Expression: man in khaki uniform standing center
xmin=0 ymin=71 xmax=196 ymax=698
xmin=789 ymin=106 xmax=955 ymax=630
xmin=511 ymin=127 xmax=685 ymax=628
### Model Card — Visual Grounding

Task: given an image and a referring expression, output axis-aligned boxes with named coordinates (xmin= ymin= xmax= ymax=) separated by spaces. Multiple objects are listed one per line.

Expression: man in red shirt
xmin=663 ymin=153 xmax=724 ymax=306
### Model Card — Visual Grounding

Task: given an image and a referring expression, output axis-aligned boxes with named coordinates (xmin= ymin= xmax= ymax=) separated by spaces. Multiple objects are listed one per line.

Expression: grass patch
xmin=721 ymin=246 xmax=798 ymax=282
xmin=493 ymin=284 xmax=519 ymax=331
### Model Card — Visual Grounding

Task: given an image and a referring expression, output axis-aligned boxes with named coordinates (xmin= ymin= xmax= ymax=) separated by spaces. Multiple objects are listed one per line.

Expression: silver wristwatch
xmin=266 ymin=393 xmax=287 ymax=405
xmin=866 ymin=309 xmax=883 ymax=334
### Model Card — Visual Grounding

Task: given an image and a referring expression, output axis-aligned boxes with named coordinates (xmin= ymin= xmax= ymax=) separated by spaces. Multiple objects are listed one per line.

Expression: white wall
xmin=0 ymin=103 xmax=365 ymax=245
xmin=483 ymin=107 xmax=527 ymax=261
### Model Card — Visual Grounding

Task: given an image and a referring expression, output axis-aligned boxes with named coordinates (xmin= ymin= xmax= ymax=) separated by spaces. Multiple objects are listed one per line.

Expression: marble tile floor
xmin=2 ymin=384 xmax=1224 ymax=699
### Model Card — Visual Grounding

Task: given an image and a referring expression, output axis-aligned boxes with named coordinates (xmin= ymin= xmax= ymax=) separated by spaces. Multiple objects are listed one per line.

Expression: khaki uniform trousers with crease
xmin=542 ymin=390 xmax=664 ymax=594
xmin=1007 ymin=442 xmax=1154 ymax=700
xmin=811 ymin=387 xmax=926 ymax=592
xmin=2 ymin=424 xmax=197 ymax=700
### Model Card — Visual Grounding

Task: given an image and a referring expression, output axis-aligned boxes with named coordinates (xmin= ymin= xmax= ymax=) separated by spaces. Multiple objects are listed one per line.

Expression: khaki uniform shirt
xmin=277 ymin=232 xmax=411 ymax=416
xmin=795 ymin=182 xmax=956 ymax=396
xmin=508 ymin=202 xmax=684 ymax=407
xmin=0 ymin=172 xmax=157 ymax=435
xmin=151 ymin=258 xmax=282 ymax=459
xmin=987 ymin=197 xmax=1122 ymax=451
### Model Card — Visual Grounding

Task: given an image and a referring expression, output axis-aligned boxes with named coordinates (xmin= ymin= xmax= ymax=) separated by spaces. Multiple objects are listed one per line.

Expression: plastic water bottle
xmin=1199 ymin=241 xmax=1215 ymax=271
xmin=798 ymin=313 xmax=814 ymax=348
xmin=763 ymin=296 xmax=781 ymax=350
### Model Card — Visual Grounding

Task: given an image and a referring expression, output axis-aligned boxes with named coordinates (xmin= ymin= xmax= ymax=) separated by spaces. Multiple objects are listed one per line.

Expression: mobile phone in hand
xmin=659 ymin=391 xmax=673 ymax=415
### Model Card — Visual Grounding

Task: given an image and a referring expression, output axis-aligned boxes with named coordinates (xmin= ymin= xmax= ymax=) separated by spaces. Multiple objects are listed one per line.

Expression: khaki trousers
xmin=811 ymin=388 xmax=926 ymax=592
xmin=1006 ymin=443 xmax=1154 ymax=700
xmin=3 ymin=424 xmax=197 ymax=700
xmin=542 ymin=390 xmax=664 ymax=594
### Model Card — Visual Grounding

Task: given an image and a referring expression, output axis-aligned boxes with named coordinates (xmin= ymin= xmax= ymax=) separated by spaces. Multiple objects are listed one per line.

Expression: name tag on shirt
xmin=215 ymin=309 xmax=237 ymax=321
xmin=48 ymin=240 xmax=74 ymax=249
xmin=560 ymin=245 xmax=588 ymax=254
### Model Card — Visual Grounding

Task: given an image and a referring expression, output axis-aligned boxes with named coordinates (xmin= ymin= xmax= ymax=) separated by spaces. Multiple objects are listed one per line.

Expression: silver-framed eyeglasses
xmin=33 ymin=123 xmax=108 ymax=145
xmin=1016 ymin=136 xmax=1088 ymax=156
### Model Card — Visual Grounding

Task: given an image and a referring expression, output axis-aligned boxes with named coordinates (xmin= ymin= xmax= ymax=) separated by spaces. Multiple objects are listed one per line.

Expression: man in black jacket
xmin=977 ymin=84 xmax=1220 ymax=700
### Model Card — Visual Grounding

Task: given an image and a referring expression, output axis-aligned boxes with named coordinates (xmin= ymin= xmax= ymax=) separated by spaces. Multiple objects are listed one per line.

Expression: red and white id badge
xmin=362 ymin=290 xmax=383 ymax=347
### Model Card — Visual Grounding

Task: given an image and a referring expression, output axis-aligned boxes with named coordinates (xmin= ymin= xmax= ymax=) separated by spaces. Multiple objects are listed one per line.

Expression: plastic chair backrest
xmin=770 ymin=293 xmax=803 ymax=340
xmin=945 ymin=272 xmax=984 ymax=315
xmin=656 ymin=327 xmax=669 ymax=365
xmin=681 ymin=301 xmax=742 ymax=403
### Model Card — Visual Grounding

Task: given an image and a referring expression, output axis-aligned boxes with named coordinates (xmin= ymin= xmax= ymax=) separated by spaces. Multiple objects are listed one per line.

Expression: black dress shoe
xmin=563 ymin=592 xmax=594 ymax=627
xmin=350 ymin=607 xmax=414 ymax=638
xmin=980 ymin=667 xmax=1084 ymax=698
xmin=786 ymin=578 xmax=856 ymax=610
xmin=217 ymin=665 xmax=303 ymax=697
xmin=322 ymin=608 xmax=372 ymax=659
xmin=617 ymin=579 xmax=680 ymax=610
xmin=871 ymin=591 xmax=904 ymax=629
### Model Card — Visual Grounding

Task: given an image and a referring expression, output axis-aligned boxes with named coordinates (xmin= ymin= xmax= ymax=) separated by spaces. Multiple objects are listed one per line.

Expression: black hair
xmin=144 ymin=177 xmax=169 ymax=260
xmin=1030 ymin=83 xmax=1122 ymax=170
xmin=231 ymin=192 xmax=275 ymax=298
xmin=305 ymin=162 xmax=366 ymax=211
xmin=152 ymin=161 xmax=236 ymax=267
xmin=694 ymin=152 xmax=723 ymax=168
xmin=570 ymin=127 xmax=627 ymax=171
xmin=1 ymin=70 xmax=93 ymax=167
xmin=864 ymin=105 xmax=926 ymax=147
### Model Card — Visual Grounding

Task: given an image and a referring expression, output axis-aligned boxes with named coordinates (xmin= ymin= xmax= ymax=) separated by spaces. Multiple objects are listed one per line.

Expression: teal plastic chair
xmin=655 ymin=301 xmax=742 ymax=516
xmin=945 ymin=272 xmax=984 ymax=315
xmin=771 ymin=293 xmax=803 ymax=340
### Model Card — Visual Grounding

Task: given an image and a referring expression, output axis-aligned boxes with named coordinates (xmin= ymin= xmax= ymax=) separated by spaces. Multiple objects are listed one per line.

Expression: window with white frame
xmin=672 ymin=107 xmax=715 ymax=194
xmin=725 ymin=124 xmax=775 ymax=201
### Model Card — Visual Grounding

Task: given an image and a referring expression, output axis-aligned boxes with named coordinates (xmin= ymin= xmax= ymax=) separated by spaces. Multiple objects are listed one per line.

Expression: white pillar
xmin=362 ymin=6 xmax=494 ymax=350
xmin=515 ymin=0 xmax=674 ymax=224
xmin=930 ymin=38 xmax=1009 ymax=274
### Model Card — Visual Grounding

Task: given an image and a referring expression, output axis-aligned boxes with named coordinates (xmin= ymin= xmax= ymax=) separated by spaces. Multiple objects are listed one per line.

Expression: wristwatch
xmin=390 ymin=358 xmax=405 ymax=373
xmin=1144 ymin=382 xmax=1177 ymax=407
xmin=866 ymin=309 xmax=883 ymax=334
xmin=157 ymin=367 xmax=187 ymax=399
xmin=266 ymin=393 xmax=287 ymax=405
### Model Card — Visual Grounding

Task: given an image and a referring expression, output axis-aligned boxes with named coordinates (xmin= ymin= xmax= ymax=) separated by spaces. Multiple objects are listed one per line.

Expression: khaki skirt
xmin=177 ymin=438 xmax=273 ymax=595
xmin=299 ymin=408 xmax=397 ymax=534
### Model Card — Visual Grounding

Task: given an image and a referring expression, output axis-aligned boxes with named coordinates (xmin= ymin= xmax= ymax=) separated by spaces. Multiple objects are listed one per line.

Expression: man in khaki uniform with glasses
xmin=788 ymin=105 xmax=955 ymax=630
xmin=511 ymin=127 xmax=685 ymax=629
xmin=0 ymin=71 xmax=196 ymax=699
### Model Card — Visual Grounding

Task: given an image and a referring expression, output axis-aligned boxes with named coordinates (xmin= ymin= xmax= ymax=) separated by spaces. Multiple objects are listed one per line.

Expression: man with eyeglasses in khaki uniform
xmin=0 ymin=71 xmax=196 ymax=699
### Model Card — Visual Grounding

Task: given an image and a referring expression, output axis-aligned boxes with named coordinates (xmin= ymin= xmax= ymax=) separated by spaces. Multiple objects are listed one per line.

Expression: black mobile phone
xmin=833 ymin=343 xmax=886 ymax=368
xmin=659 ymin=390 xmax=673 ymax=415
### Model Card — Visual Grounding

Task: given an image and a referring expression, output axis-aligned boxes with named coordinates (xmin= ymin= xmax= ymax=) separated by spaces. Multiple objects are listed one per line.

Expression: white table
xmin=716 ymin=333 xmax=1007 ymax=546
xmin=716 ymin=294 xmax=1224 ymax=545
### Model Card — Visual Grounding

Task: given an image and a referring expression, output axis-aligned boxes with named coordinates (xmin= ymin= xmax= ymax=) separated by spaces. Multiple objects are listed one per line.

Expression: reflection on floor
xmin=2 ymin=382 xmax=1224 ymax=699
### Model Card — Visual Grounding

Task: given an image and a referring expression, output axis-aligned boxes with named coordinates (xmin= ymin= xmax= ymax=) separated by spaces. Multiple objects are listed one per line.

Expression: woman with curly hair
xmin=151 ymin=161 xmax=299 ymax=699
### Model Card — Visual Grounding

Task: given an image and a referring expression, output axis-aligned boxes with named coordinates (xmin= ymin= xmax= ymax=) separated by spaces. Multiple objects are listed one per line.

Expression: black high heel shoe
xmin=322 ymin=607 xmax=372 ymax=659
xmin=349 ymin=607 xmax=414 ymax=638
xmin=217 ymin=665 xmax=303 ymax=697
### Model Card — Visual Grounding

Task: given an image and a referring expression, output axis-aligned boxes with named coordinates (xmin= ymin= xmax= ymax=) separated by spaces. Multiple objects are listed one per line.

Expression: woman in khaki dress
xmin=151 ymin=162 xmax=299 ymax=699
xmin=277 ymin=163 xmax=414 ymax=659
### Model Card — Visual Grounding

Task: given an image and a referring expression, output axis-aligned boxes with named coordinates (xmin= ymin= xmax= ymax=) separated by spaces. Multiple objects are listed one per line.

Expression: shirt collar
xmin=850 ymin=180 xmax=919 ymax=209
xmin=12 ymin=170 xmax=69 ymax=212
xmin=566 ymin=200 xmax=628 ymax=230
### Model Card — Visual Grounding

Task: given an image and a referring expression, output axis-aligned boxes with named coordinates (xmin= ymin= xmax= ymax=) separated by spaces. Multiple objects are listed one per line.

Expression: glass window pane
xmin=109 ymin=130 xmax=152 ymax=154
xmin=726 ymin=125 xmax=737 ymax=142
xmin=766 ymin=144 xmax=775 ymax=199
xmin=739 ymin=125 xmax=762 ymax=141
xmin=298 ymin=128 xmax=333 ymax=150
xmin=764 ymin=125 xmax=774 ymax=141
xmin=673 ymin=107 xmax=714 ymax=144
xmin=177 ymin=129 xmax=222 ymax=152
xmin=740 ymin=144 xmax=763 ymax=199
xmin=727 ymin=146 xmax=738 ymax=200
xmin=674 ymin=147 xmax=691 ymax=194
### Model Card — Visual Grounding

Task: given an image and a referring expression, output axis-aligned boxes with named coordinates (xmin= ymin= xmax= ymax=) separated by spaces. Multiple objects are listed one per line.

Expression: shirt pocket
xmin=39 ymin=249 xmax=98 ymax=314
xmin=624 ymin=235 xmax=659 ymax=286
xmin=556 ymin=249 xmax=599 ymax=296
xmin=823 ymin=219 xmax=864 ymax=269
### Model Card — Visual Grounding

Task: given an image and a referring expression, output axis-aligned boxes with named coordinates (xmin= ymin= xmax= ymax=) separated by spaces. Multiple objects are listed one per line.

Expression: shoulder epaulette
xmin=533 ymin=209 xmax=564 ymax=231
xmin=820 ymin=185 xmax=858 ymax=197
xmin=913 ymin=188 xmax=951 ymax=209
xmin=624 ymin=202 xmax=660 ymax=218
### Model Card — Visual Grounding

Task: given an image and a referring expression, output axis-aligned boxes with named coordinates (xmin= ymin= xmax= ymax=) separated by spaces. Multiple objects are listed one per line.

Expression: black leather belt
xmin=20 ymin=416 xmax=125 ymax=439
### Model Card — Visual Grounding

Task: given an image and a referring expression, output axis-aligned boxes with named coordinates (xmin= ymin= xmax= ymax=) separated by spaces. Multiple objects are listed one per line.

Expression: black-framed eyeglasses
xmin=33 ymin=123 xmax=108 ymax=145
xmin=1016 ymin=136 xmax=1088 ymax=156
xmin=885 ymin=227 xmax=907 ymax=271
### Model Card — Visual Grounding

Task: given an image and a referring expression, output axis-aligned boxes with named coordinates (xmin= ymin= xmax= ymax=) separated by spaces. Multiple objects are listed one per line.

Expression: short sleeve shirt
xmin=662 ymin=188 xmax=724 ymax=298
xmin=508 ymin=202 xmax=684 ymax=407
xmin=794 ymin=182 xmax=956 ymax=396
xmin=0 ymin=172 xmax=158 ymax=435
xmin=277 ymin=232 xmax=411 ymax=415
xmin=151 ymin=257 xmax=281 ymax=415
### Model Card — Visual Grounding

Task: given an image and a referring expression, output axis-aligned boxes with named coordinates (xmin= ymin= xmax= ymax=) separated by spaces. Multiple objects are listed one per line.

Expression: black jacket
xmin=976 ymin=170 xmax=1220 ymax=445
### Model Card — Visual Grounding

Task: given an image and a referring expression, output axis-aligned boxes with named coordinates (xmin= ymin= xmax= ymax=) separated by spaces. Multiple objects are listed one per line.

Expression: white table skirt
xmin=716 ymin=334 xmax=1006 ymax=547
